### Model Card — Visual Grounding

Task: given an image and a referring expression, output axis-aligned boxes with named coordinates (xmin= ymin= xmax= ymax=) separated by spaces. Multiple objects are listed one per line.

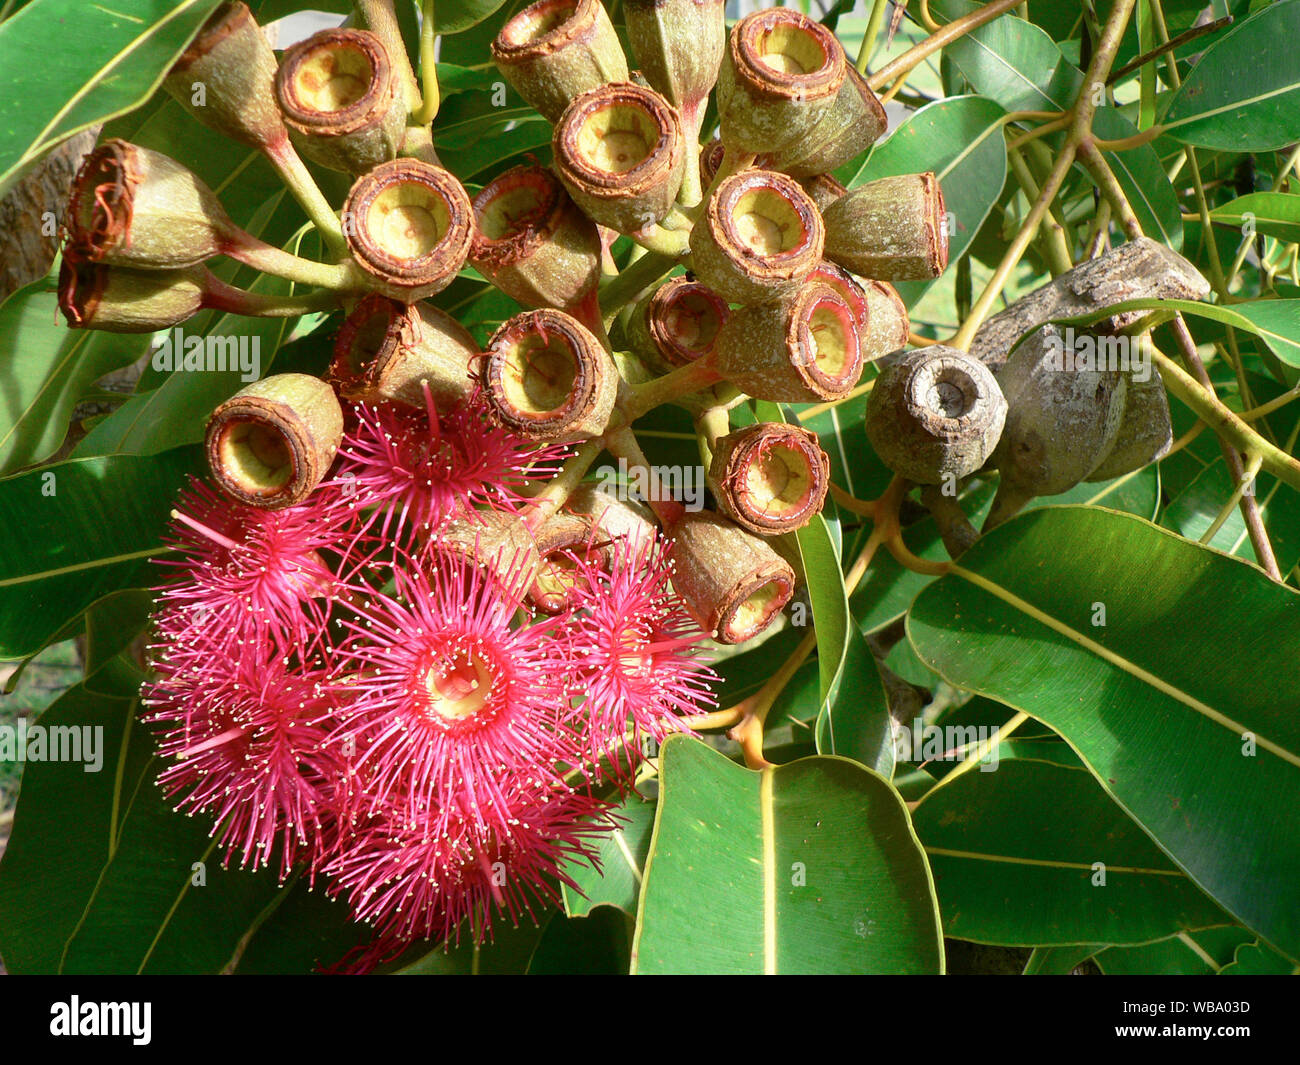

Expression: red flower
xmin=330 ymin=554 xmax=589 ymax=830
xmin=566 ymin=537 xmax=716 ymax=770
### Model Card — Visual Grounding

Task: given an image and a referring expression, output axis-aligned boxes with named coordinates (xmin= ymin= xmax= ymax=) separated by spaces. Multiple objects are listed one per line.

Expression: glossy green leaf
xmin=0 ymin=681 xmax=137 ymax=973
xmin=1220 ymin=940 xmax=1300 ymax=974
xmin=815 ymin=617 xmax=895 ymax=776
xmin=1022 ymin=945 xmax=1101 ymax=975
xmin=914 ymin=759 xmax=1229 ymax=946
xmin=908 ymin=505 xmax=1300 ymax=961
xmin=929 ymin=0 xmax=1081 ymax=112
xmin=846 ymin=95 xmax=1009 ymax=291
xmin=435 ymin=0 xmax=512 ymax=35
xmin=0 ymin=267 xmax=152 ymax=475
xmin=1161 ymin=0 xmax=1300 ymax=151
xmin=0 ymin=0 xmax=224 ymax=195
xmin=1057 ymin=296 xmax=1300 ymax=367
xmin=0 ymin=447 xmax=202 ymax=660
xmin=1210 ymin=192 xmax=1300 ymax=245
xmin=1094 ymin=927 xmax=1255 ymax=975
xmin=527 ymin=908 xmax=631 ymax=974
xmin=1162 ymin=457 xmax=1300 ymax=575
xmin=394 ymin=918 xmax=548 ymax=974
xmin=631 ymin=736 xmax=942 ymax=974
xmin=560 ymin=794 xmax=655 ymax=918
xmin=1091 ymin=108 xmax=1183 ymax=251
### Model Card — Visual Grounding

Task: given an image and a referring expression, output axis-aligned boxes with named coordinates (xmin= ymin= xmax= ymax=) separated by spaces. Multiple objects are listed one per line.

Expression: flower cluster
xmin=144 ymin=394 xmax=716 ymax=970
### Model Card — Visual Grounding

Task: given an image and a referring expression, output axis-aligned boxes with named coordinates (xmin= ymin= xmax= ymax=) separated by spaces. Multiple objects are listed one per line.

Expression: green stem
xmin=523 ymin=438 xmax=605 ymax=531
xmin=411 ymin=0 xmax=440 ymax=126
xmin=357 ymin=0 xmax=423 ymax=115
xmin=599 ymin=251 xmax=684 ymax=319
xmin=1153 ymin=348 xmax=1300 ymax=493
xmin=867 ymin=0 xmax=1025 ymax=90
xmin=224 ymin=233 xmax=362 ymax=291
xmin=1007 ymin=144 xmax=1074 ymax=274
xmin=204 ymin=277 xmax=342 ymax=318
xmin=952 ymin=0 xmax=1138 ymax=349
xmin=263 ymin=140 xmax=348 ymax=260
xmin=856 ymin=0 xmax=892 ymax=74
xmin=621 ymin=359 xmax=723 ymax=422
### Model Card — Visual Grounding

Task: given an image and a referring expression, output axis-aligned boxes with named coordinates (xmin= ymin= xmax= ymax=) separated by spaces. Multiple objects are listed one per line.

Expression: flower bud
xmin=483 ymin=309 xmax=618 ymax=441
xmin=865 ymin=347 xmax=1007 ymax=485
xmin=709 ymin=422 xmax=829 ymax=535
xmin=331 ymin=294 xmax=479 ymax=409
xmin=553 ymin=82 xmax=685 ymax=235
xmin=798 ymin=172 xmax=848 ymax=212
xmin=714 ymin=9 xmax=844 ymax=156
xmin=712 ymin=283 xmax=863 ymax=402
xmin=860 ymin=278 xmax=910 ymax=363
xmin=768 ymin=65 xmax=887 ymax=177
xmin=668 ymin=510 xmax=795 ymax=644
xmin=987 ymin=325 xmax=1128 ymax=527
xmin=689 ymin=170 xmax=824 ymax=305
xmin=275 ymin=29 xmax=405 ymax=176
xmin=1084 ymin=364 xmax=1172 ymax=482
xmin=823 ymin=172 xmax=949 ymax=282
xmin=626 ymin=275 xmax=730 ymax=375
xmin=527 ymin=512 xmax=596 ymax=613
xmin=566 ymin=482 xmax=658 ymax=552
xmin=469 ymin=165 xmax=602 ymax=327
xmin=58 ymin=257 xmax=205 ymax=333
xmin=425 ymin=511 xmax=542 ymax=594
xmin=624 ymin=0 xmax=725 ymax=120
xmin=65 ymin=140 xmax=233 ymax=269
xmin=163 ymin=2 xmax=288 ymax=150
xmin=491 ymin=0 xmax=629 ymax=124
xmin=342 ymin=160 xmax=474 ymax=302
xmin=206 ymin=373 xmax=344 ymax=509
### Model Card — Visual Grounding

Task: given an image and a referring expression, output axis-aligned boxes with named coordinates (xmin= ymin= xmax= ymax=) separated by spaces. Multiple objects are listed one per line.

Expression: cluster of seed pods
xmin=53 ymin=0 xmax=953 ymax=967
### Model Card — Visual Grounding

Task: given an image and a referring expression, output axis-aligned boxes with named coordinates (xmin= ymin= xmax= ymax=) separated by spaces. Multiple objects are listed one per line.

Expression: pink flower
xmin=144 ymin=639 xmax=349 ymax=881
xmin=566 ymin=537 xmax=716 ymax=770
xmin=332 ymin=388 xmax=566 ymax=549
xmin=324 ymin=782 xmax=611 ymax=970
xmin=155 ymin=479 xmax=352 ymax=656
xmin=330 ymin=554 xmax=589 ymax=830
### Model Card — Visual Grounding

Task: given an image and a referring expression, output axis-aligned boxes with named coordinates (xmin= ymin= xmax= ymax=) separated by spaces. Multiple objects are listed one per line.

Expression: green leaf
xmin=1161 ymin=0 xmax=1300 ymax=152
xmin=1210 ymin=192 xmax=1300 ymax=245
xmin=631 ymin=736 xmax=942 ymax=974
xmin=815 ymin=618 xmax=895 ymax=775
xmin=1090 ymin=108 xmax=1183 ymax=251
xmin=929 ymin=0 xmax=1081 ymax=112
xmin=1056 ymin=296 xmax=1300 ymax=368
xmin=1162 ymin=457 xmax=1300 ymax=574
xmin=845 ymin=95 xmax=1009 ymax=295
xmin=914 ymin=759 xmax=1230 ymax=946
xmin=908 ymin=505 xmax=1300 ymax=961
xmin=1022 ymin=945 xmax=1101 ymax=975
xmin=0 ymin=0 xmax=225 ymax=195
xmin=0 ymin=447 xmax=202 ymax=660
xmin=1220 ymin=940 xmax=1300 ymax=974
xmin=560 ymin=793 xmax=655 ymax=917
xmin=394 ymin=918 xmax=548 ymax=974
xmin=436 ymin=0 xmax=512 ymax=35
xmin=527 ymin=908 xmax=631 ymax=974
xmin=1037 ymin=465 xmax=1160 ymax=521
xmin=0 ymin=267 xmax=152 ymax=475
xmin=0 ymin=681 xmax=136 ymax=973
xmin=1094 ymin=927 xmax=1255 ymax=975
